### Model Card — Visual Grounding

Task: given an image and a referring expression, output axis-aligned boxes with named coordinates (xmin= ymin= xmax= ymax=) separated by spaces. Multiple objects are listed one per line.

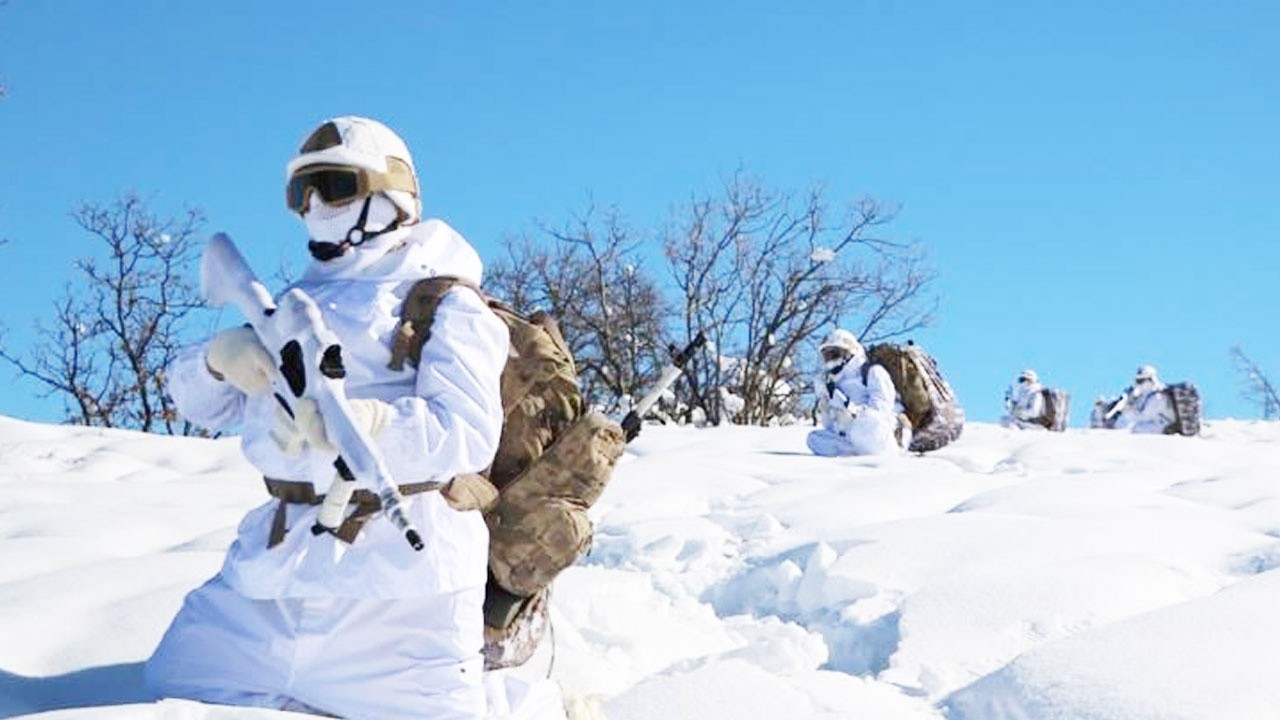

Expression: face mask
xmin=304 ymin=193 xmax=401 ymax=245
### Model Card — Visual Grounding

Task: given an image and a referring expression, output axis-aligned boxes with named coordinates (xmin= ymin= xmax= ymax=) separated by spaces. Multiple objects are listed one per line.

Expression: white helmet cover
xmin=820 ymin=329 xmax=865 ymax=362
xmin=286 ymin=116 xmax=421 ymax=224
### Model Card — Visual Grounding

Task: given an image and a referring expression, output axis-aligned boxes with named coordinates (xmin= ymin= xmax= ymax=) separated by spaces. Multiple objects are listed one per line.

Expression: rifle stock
xmin=620 ymin=331 xmax=707 ymax=441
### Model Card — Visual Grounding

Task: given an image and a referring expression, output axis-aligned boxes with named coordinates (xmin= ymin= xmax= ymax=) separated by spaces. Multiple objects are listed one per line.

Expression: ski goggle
xmin=285 ymin=158 xmax=416 ymax=214
xmin=821 ymin=347 xmax=850 ymax=362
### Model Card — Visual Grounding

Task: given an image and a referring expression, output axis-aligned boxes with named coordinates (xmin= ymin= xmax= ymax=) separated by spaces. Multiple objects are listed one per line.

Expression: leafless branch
xmin=664 ymin=173 xmax=935 ymax=425
xmin=0 ymin=194 xmax=209 ymax=433
xmin=488 ymin=205 xmax=670 ymax=412
xmin=1230 ymin=346 xmax=1279 ymax=420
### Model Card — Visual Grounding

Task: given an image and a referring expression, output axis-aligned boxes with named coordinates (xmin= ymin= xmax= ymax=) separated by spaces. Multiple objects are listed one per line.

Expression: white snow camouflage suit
xmin=807 ymin=358 xmax=902 ymax=456
xmin=146 ymin=220 xmax=565 ymax=720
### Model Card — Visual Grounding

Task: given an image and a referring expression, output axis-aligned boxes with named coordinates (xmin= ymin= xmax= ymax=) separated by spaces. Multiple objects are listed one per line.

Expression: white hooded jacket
xmin=1004 ymin=381 xmax=1046 ymax=429
xmin=1114 ymin=380 xmax=1175 ymax=434
xmin=167 ymin=219 xmax=509 ymax=600
xmin=809 ymin=357 xmax=901 ymax=455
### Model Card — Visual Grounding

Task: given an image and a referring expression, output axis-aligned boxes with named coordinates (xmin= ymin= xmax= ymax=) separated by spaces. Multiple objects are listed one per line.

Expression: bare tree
xmin=0 ymin=194 xmax=207 ymax=434
xmin=1230 ymin=346 xmax=1279 ymax=420
xmin=488 ymin=205 xmax=669 ymax=411
xmin=664 ymin=174 xmax=935 ymax=425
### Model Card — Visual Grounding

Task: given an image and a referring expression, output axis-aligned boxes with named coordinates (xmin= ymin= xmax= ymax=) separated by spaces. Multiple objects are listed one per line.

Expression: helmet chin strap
xmin=308 ymin=196 xmax=403 ymax=262
xmin=825 ymin=357 xmax=852 ymax=377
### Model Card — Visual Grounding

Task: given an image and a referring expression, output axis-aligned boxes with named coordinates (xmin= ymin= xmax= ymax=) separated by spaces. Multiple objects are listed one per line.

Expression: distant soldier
xmin=1111 ymin=365 xmax=1176 ymax=433
xmin=807 ymin=329 xmax=905 ymax=456
xmin=1002 ymin=370 xmax=1047 ymax=430
xmin=1092 ymin=364 xmax=1179 ymax=434
xmin=1002 ymin=370 xmax=1071 ymax=431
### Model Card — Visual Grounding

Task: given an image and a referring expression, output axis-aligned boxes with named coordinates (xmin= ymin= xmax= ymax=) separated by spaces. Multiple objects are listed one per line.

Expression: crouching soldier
xmin=807 ymin=329 xmax=904 ymax=456
xmin=1112 ymin=364 xmax=1176 ymax=434
xmin=1002 ymin=369 xmax=1047 ymax=429
xmin=145 ymin=117 xmax=567 ymax=720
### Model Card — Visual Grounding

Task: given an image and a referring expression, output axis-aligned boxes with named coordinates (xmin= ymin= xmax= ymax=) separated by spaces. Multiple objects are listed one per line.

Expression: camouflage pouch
xmin=487 ymin=410 xmax=625 ymax=596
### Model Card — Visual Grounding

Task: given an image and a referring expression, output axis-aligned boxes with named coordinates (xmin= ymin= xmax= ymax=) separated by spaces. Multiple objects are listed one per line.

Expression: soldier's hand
xmin=621 ymin=411 xmax=642 ymax=442
xmin=442 ymin=473 xmax=499 ymax=513
xmin=269 ymin=397 xmax=392 ymax=455
xmin=205 ymin=326 xmax=274 ymax=396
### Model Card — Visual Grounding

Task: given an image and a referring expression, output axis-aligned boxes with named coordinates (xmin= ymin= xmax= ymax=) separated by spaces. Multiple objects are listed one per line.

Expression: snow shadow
xmin=703 ymin=542 xmax=900 ymax=678
xmin=821 ymin=609 xmax=902 ymax=675
xmin=0 ymin=663 xmax=149 ymax=718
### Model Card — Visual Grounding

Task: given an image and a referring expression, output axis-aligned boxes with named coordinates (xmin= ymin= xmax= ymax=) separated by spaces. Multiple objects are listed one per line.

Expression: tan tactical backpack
xmin=389 ymin=275 xmax=626 ymax=669
xmin=863 ymin=341 xmax=965 ymax=452
xmin=1038 ymin=388 xmax=1070 ymax=432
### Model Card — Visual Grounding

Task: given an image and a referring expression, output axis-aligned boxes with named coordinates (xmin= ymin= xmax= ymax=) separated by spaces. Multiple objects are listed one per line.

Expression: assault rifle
xmin=620 ymin=331 xmax=707 ymax=442
xmin=827 ymin=384 xmax=857 ymax=418
xmin=201 ymin=233 xmax=424 ymax=551
xmin=1104 ymin=390 xmax=1131 ymax=422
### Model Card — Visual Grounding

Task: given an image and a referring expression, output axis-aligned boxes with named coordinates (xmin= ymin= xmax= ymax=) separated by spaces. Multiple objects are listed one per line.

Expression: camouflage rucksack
xmin=389 ymin=276 xmax=626 ymax=669
xmin=1164 ymin=382 xmax=1201 ymax=436
xmin=864 ymin=341 xmax=964 ymax=452
xmin=1039 ymin=388 xmax=1070 ymax=432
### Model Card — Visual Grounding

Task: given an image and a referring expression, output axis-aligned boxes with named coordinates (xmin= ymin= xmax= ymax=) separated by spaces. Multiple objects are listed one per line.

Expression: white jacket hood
xmin=300 ymin=219 xmax=483 ymax=285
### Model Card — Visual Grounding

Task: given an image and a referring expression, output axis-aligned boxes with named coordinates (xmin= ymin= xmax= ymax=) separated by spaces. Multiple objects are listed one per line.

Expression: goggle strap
xmin=366 ymin=157 xmax=416 ymax=195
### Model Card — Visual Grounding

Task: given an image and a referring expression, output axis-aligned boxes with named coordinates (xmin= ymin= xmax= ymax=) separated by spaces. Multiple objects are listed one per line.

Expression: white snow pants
xmin=146 ymin=574 xmax=487 ymax=720
xmin=807 ymin=429 xmax=859 ymax=456
xmin=807 ymin=413 xmax=900 ymax=457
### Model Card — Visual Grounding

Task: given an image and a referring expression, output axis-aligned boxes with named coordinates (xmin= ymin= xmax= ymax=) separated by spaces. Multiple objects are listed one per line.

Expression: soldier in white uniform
xmin=1113 ymin=364 xmax=1176 ymax=434
xmin=146 ymin=117 xmax=564 ymax=719
xmin=807 ymin=329 xmax=903 ymax=456
xmin=1002 ymin=369 xmax=1047 ymax=429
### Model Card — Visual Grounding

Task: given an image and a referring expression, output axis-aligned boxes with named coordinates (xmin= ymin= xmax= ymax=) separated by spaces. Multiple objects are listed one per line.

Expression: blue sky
xmin=1 ymin=0 xmax=1277 ymax=425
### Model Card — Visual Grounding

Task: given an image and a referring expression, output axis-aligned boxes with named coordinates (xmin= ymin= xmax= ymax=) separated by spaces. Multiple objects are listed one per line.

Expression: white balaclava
xmin=303 ymin=192 xmax=403 ymax=247
xmin=820 ymin=329 xmax=865 ymax=376
xmin=299 ymin=194 xmax=408 ymax=276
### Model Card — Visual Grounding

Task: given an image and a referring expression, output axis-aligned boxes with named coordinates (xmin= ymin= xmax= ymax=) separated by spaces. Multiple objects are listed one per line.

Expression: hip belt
xmin=263 ymin=478 xmax=444 ymax=548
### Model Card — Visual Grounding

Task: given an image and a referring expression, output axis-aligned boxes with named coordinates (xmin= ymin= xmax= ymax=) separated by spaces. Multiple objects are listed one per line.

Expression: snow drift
xmin=1 ymin=416 xmax=1278 ymax=719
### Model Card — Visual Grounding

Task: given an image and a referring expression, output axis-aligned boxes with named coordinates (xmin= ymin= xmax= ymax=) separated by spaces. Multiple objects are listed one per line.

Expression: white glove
xmin=270 ymin=397 xmax=393 ymax=456
xmin=205 ymin=326 xmax=275 ymax=396
xmin=833 ymin=402 xmax=856 ymax=423
xmin=441 ymin=473 xmax=500 ymax=513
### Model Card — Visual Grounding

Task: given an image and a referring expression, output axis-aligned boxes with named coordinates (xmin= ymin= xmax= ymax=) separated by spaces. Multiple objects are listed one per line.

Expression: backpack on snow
xmin=389 ymin=275 xmax=626 ymax=670
xmin=1164 ymin=382 xmax=1201 ymax=436
xmin=862 ymin=341 xmax=964 ymax=452
xmin=1038 ymin=388 xmax=1070 ymax=432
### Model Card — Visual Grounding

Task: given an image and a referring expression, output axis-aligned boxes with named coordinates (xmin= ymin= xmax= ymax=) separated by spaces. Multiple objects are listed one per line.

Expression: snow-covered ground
xmin=1 ymin=416 xmax=1278 ymax=719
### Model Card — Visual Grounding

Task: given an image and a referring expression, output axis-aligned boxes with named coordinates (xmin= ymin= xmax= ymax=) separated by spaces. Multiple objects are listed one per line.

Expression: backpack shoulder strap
xmin=388 ymin=275 xmax=485 ymax=371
